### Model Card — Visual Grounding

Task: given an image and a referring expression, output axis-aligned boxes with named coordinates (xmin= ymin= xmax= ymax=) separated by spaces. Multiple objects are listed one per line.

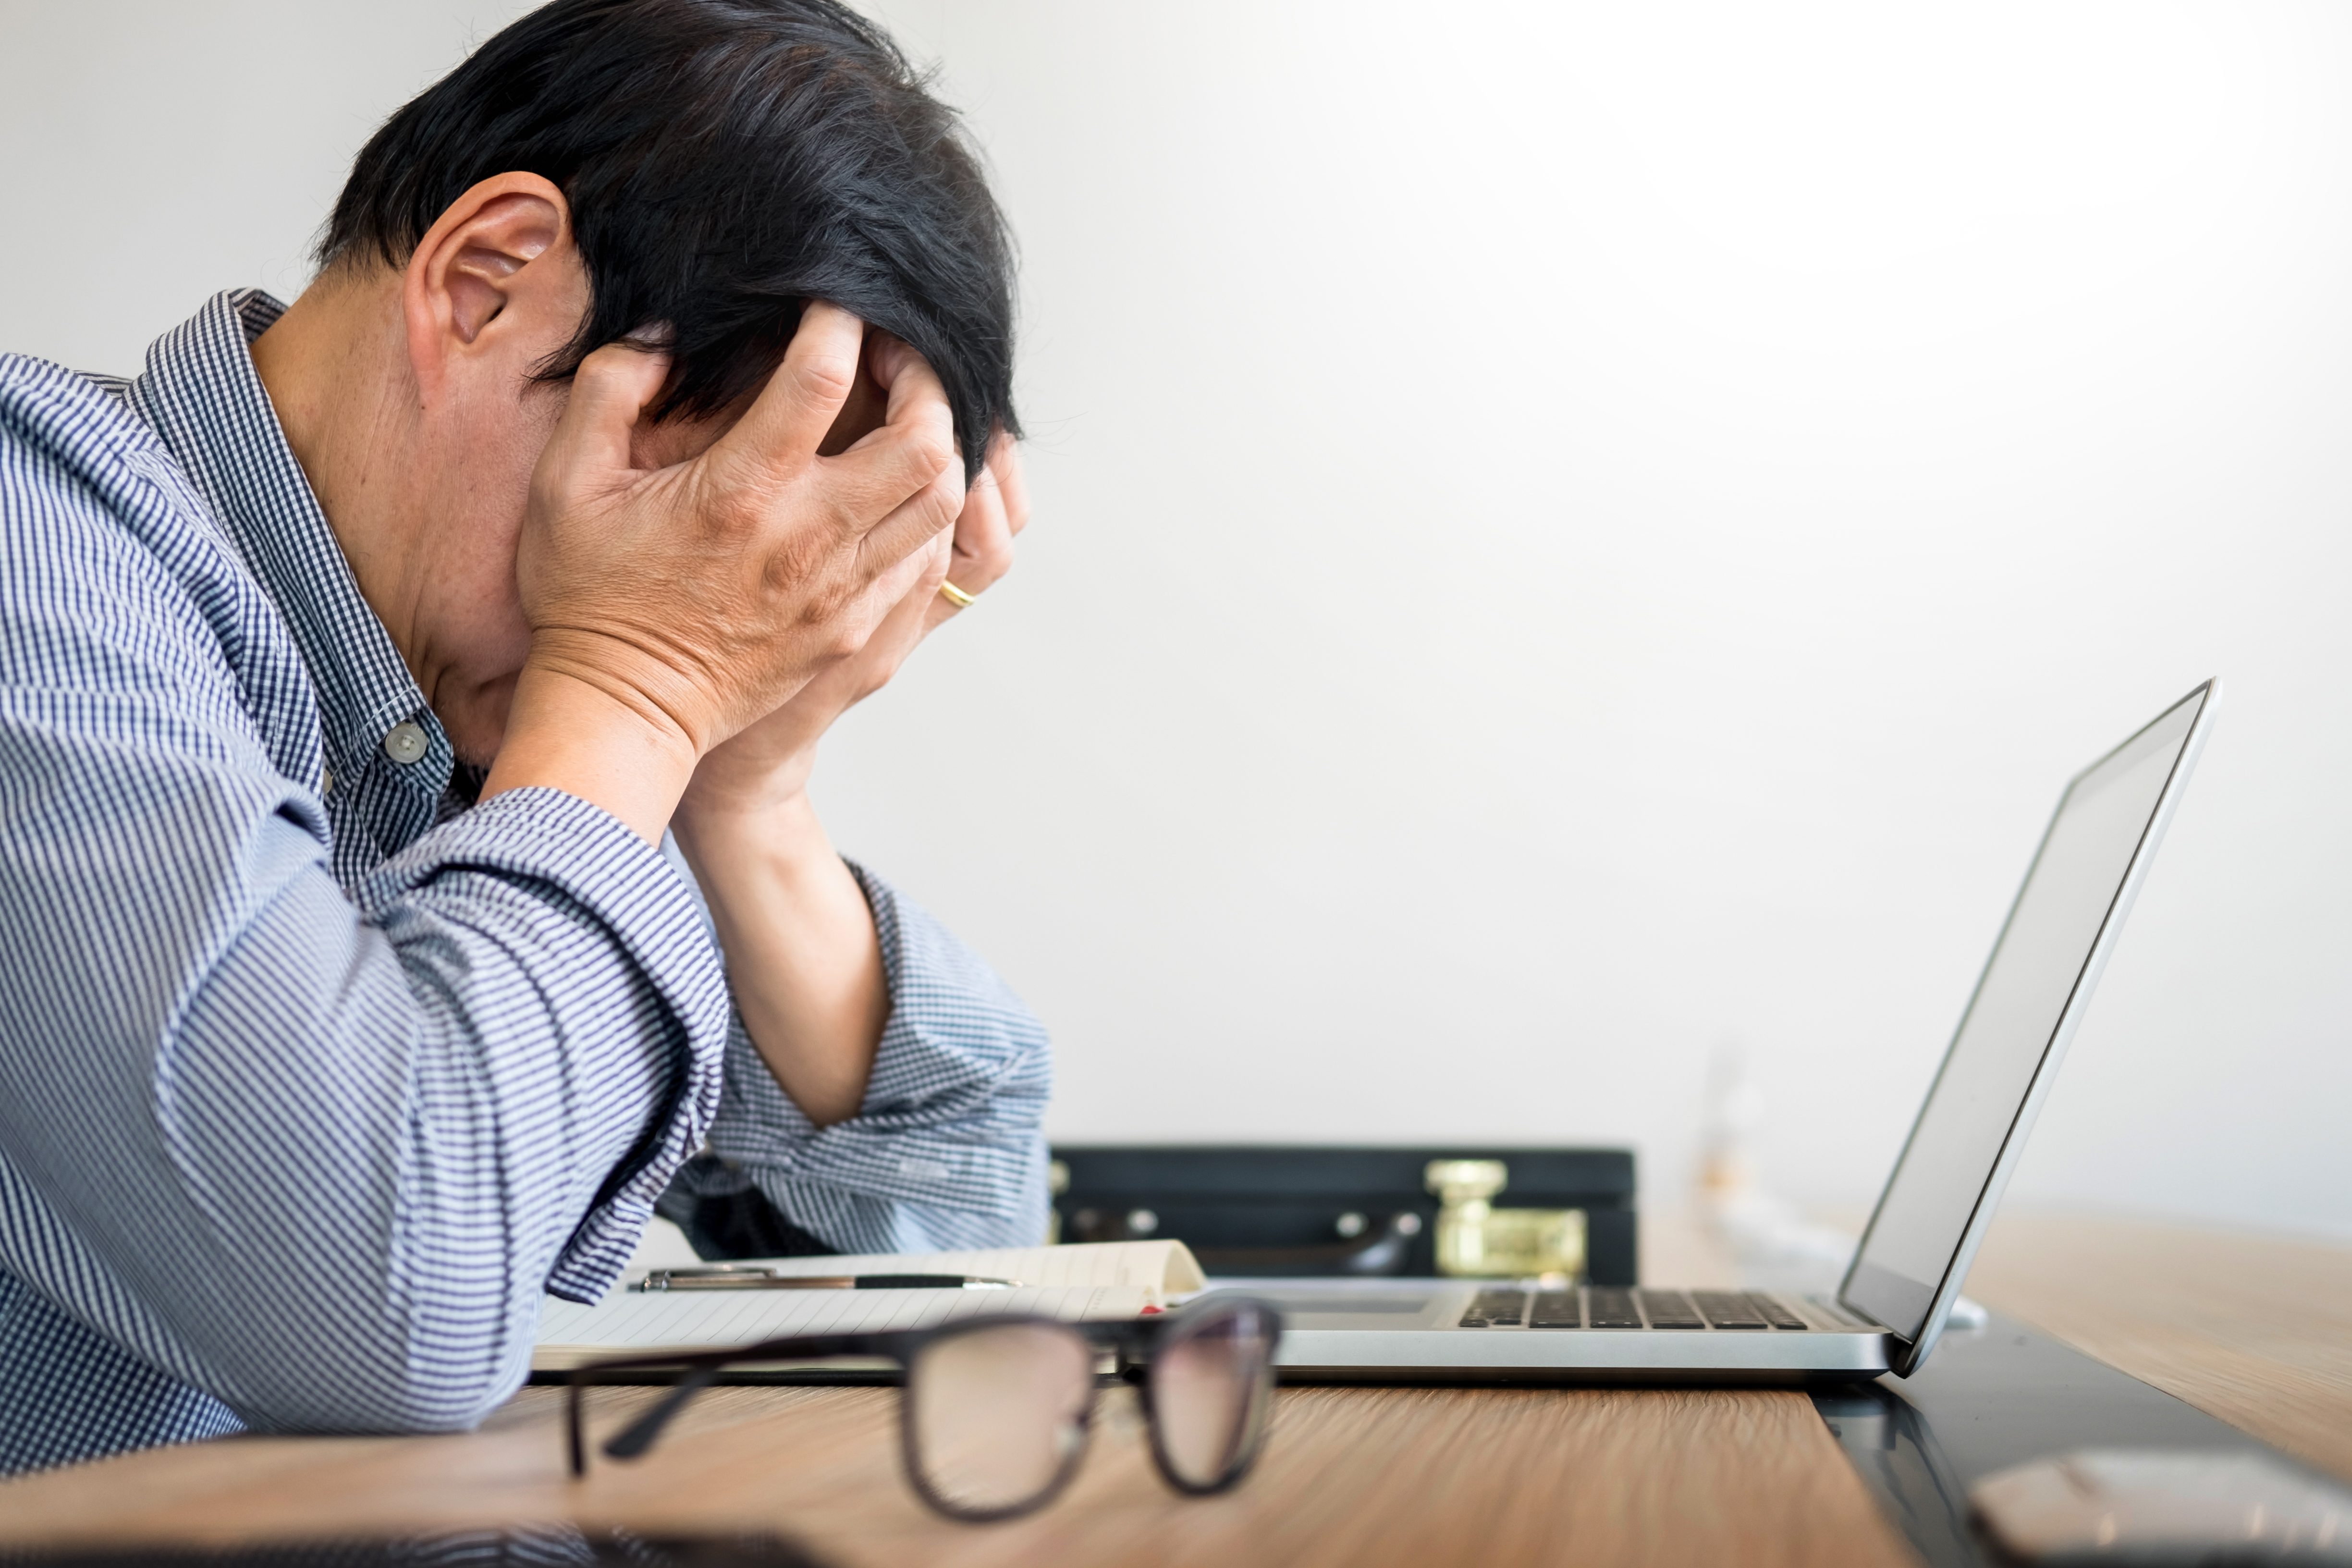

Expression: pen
xmin=634 ymin=1267 xmax=1021 ymax=1293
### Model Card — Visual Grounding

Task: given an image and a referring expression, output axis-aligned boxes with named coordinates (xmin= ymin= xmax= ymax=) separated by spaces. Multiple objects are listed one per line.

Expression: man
xmin=0 ymin=0 xmax=1048 ymax=1474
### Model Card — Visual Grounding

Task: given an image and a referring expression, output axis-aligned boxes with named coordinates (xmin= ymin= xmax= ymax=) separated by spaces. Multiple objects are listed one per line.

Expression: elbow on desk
xmin=231 ymin=1351 xmax=528 ymax=1441
xmin=218 ymin=1291 xmax=537 ymax=1440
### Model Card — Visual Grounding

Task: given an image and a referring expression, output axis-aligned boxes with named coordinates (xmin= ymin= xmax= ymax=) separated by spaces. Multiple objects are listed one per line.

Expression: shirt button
xmin=382 ymin=722 xmax=430 ymax=765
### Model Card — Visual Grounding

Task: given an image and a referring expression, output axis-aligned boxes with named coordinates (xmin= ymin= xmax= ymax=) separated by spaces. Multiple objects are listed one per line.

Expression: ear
xmin=401 ymin=172 xmax=579 ymax=405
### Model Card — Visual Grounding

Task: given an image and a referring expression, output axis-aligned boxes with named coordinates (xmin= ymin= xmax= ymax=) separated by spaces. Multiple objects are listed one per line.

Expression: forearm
xmin=0 ymin=788 xmax=728 ymax=1432
xmin=691 ymin=860 xmax=1055 ymax=1254
xmin=672 ymin=793 xmax=886 ymax=1127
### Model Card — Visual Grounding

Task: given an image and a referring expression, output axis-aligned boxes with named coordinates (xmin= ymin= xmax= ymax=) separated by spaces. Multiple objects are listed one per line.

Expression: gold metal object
xmin=1424 ymin=1158 xmax=1587 ymax=1281
xmin=1044 ymin=1159 xmax=1069 ymax=1245
xmin=938 ymin=580 xmax=978 ymax=609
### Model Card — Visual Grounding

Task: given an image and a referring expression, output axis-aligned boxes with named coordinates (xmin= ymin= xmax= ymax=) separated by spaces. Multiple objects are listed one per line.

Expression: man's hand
xmin=676 ymin=430 xmax=1029 ymax=818
xmin=482 ymin=305 xmax=964 ymax=839
xmin=665 ymin=430 xmax=1026 ymax=1127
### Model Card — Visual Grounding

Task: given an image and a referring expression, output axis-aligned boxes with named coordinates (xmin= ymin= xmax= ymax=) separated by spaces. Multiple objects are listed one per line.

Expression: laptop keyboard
xmin=1458 ymin=1287 xmax=1813 ymax=1330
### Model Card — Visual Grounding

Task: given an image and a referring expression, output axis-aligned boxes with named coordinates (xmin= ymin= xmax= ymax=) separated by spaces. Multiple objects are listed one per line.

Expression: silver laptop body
xmin=1237 ymin=682 xmax=2219 ymax=1384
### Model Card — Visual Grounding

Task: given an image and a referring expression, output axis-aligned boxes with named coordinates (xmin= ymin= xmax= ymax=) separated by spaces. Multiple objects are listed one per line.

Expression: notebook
xmin=533 ymin=1239 xmax=1206 ymax=1371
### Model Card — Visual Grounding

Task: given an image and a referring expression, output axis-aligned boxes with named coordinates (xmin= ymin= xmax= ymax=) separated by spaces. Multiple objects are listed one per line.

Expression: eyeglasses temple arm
xmin=602 ymin=1363 xmax=723 ymax=1461
xmin=566 ymin=1376 xmax=588 ymax=1478
xmin=586 ymin=1330 xmax=890 ymax=1465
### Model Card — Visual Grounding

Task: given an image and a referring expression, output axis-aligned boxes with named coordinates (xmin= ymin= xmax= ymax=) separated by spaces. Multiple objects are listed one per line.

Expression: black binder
xmin=1051 ymin=1144 xmax=1638 ymax=1286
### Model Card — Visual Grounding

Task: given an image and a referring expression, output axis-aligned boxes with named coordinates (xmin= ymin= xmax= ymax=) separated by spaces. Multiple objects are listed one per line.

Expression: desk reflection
xmin=1815 ymin=1314 xmax=2278 ymax=1568
xmin=1 ymin=1528 xmax=828 ymax=1568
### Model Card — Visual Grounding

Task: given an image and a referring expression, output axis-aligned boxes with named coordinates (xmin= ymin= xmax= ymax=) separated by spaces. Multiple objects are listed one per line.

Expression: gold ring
xmin=938 ymin=580 xmax=977 ymax=610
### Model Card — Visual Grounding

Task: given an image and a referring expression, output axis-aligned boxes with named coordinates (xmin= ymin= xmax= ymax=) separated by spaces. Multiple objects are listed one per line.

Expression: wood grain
xmin=1963 ymin=1210 xmax=2352 ymax=1484
xmin=7 ymin=1211 xmax=2339 ymax=1564
xmin=0 ymin=1381 xmax=1916 ymax=1568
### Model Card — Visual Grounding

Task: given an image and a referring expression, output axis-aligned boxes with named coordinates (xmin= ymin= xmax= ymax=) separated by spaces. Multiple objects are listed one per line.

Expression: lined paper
xmin=686 ymin=1240 xmax=1205 ymax=1296
xmin=534 ymin=1241 xmax=1200 ymax=1371
xmin=534 ymin=1283 xmax=1152 ymax=1371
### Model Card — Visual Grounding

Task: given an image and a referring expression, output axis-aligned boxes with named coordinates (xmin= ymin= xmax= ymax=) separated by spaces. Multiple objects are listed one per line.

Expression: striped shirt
xmin=0 ymin=290 xmax=1050 ymax=1477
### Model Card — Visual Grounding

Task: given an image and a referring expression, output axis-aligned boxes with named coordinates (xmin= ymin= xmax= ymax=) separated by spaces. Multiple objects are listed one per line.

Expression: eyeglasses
xmin=564 ymin=1295 xmax=1284 ymax=1523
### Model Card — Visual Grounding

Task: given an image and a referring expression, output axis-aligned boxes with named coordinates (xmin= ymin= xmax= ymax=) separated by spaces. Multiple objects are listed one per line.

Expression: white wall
xmin=5 ymin=2 xmax=2347 ymax=1238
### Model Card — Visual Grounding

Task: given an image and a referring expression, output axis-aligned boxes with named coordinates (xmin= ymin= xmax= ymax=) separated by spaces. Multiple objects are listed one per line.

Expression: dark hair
xmin=321 ymin=0 xmax=1016 ymax=478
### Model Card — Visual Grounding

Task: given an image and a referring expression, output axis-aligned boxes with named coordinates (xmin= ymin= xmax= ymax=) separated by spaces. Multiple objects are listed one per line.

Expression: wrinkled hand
xmin=515 ymin=304 xmax=965 ymax=763
xmin=679 ymin=431 xmax=1029 ymax=817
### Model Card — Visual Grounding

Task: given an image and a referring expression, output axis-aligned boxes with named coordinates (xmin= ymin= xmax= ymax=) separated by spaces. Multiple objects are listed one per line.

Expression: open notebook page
xmin=620 ymin=1239 xmax=1205 ymax=1298
xmin=535 ymin=1283 xmax=1149 ymax=1371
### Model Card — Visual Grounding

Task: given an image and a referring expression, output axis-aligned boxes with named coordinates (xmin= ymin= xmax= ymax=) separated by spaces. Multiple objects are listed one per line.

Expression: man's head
xmin=325 ymin=0 xmax=1017 ymax=476
xmin=257 ymin=0 xmax=1017 ymax=762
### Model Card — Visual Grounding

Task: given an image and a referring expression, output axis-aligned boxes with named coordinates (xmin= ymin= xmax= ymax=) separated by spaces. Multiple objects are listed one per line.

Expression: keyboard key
xmin=1753 ymin=1295 xmax=1813 ymax=1331
xmin=1587 ymin=1288 xmax=1642 ymax=1328
xmin=1638 ymin=1290 xmax=1705 ymax=1328
xmin=1692 ymin=1291 xmax=1770 ymax=1329
xmin=1465 ymin=1289 xmax=1526 ymax=1327
xmin=1530 ymin=1291 xmax=1581 ymax=1328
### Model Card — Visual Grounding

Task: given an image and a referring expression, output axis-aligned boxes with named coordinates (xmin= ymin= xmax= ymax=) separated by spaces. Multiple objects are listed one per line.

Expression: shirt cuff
xmin=701 ymin=861 xmax=1051 ymax=1252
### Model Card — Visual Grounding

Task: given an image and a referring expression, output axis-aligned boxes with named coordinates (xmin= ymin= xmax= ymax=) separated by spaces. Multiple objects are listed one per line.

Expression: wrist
xmin=673 ymin=786 xmax=833 ymax=880
xmin=520 ymin=626 xmax=721 ymax=756
xmin=678 ymin=745 xmax=821 ymax=825
xmin=482 ymin=659 xmax=701 ymax=842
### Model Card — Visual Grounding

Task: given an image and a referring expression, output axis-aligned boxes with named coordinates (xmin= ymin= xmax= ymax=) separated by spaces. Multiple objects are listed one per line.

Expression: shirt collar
xmin=128 ymin=289 xmax=452 ymax=796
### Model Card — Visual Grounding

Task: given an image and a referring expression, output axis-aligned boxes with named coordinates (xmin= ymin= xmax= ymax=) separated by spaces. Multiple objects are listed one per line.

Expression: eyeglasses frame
xmin=562 ymin=1294 xmax=1285 ymax=1524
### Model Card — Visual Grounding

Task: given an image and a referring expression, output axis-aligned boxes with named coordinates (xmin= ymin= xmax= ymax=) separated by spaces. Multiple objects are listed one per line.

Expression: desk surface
xmin=0 ymin=1210 xmax=2342 ymax=1567
xmin=1961 ymin=1210 xmax=2352 ymax=1484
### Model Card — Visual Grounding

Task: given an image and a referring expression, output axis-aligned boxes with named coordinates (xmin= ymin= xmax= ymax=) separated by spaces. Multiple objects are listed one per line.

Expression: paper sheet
xmin=645 ymin=1239 xmax=1205 ymax=1296
xmin=534 ymin=1282 xmax=1149 ymax=1370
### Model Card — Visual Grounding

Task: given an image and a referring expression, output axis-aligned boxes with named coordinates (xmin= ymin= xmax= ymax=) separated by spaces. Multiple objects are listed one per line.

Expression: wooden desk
xmin=0 ymin=1383 xmax=1909 ymax=1566
xmin=0 ymin=1212 xmax=2342 ymax=1566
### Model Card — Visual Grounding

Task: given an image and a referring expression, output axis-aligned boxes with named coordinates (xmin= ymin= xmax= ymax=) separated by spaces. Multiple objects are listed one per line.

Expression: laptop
xmin=1231 ymin=681 xmax=2220 ymax=1384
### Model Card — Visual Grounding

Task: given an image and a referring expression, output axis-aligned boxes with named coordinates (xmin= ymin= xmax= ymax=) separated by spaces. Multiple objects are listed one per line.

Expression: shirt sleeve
xmin=0 ymin=453 xmax=730 ymax=1438
xmin=677 ymin=859 xmax=1053 ymax=1255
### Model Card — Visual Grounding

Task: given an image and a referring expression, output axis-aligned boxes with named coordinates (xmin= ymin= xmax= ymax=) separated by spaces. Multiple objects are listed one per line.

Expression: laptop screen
xmin=1841 ymin=686 xmax=2209 ymax=1343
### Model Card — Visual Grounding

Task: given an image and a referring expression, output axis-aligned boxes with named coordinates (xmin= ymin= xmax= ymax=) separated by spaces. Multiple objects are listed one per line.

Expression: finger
xmin=926 ymin=528 xmax=968 ymax=628
xmin=834 ymin=533 xmax=952 ymax=694
xmin=864 ymin=333 xmax=927 ymax=415
xmin=706 ymin=301 xmax=866 ymax=481
xmin=986 ymin=431 xmax=1030 ymax=539
xmin=834 ymin=528 xmax=948 ymax=658
xmin=823 ymin=353 xmax=960 ymax=528
xmin=873 ymin=532 xmax=951 ymax=639
xmin=854 ymin=442 xmax=966 ymax=583
xmin=945 ymin=463 xmax=1014 ymax=599
xmin=872 ymin=337 xmax=951 ymax=445
xmin=839 ymin=335 xmax=955 ymax=467
xmin=924 ymin=590 xmax=960 ymax=631
xmin=861 ymin=523 xmax=953 ymax=635
xmin=537 ymin=342 xmax=671 ymax=492
xmin=907 ymin=529 xmax=955 ymax=616
xmin=815 ymin=353 xmax=888 ymax=457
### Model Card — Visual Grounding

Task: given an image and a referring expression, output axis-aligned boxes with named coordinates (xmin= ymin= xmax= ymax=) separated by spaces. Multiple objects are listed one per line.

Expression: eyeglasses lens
xmin=906 ymin=1322 xmax=1095 ymax=1517
xmin=1150 ymin=1304 xmax=1277 ymax=1489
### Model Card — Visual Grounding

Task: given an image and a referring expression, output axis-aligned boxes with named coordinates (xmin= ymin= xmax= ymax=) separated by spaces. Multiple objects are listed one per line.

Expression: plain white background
xmin=3 ymin=2 xmax=2346 ymax=1238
